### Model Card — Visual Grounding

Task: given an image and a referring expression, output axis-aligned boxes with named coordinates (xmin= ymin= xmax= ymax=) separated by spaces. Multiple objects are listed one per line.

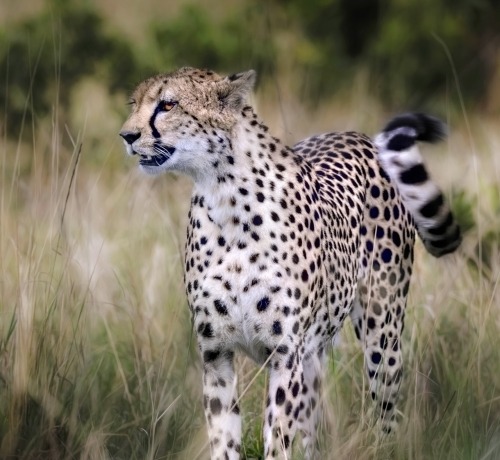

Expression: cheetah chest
xmin=186 ymin=240 xmax=305 ymax=362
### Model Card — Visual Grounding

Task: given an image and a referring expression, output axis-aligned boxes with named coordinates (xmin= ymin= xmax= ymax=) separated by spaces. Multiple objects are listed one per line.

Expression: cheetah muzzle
xmin=120 ymin=67 xmax=461 ymax=460
xmin=137 ymin=142 xmax=176 ymax=167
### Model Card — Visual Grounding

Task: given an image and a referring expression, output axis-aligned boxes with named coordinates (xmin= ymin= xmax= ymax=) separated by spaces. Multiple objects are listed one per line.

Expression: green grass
xmin=1 ymin=67 xmax=500 ymax=459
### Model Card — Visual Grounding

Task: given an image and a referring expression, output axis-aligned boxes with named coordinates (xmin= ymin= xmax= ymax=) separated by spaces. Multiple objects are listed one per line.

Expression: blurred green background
xmin=1 ymin=0 xmax=499 ymax=141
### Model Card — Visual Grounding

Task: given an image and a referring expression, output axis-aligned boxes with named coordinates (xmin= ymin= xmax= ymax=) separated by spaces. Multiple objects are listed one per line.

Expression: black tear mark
xmin=149 ymin=104 xmax=163 ymax=138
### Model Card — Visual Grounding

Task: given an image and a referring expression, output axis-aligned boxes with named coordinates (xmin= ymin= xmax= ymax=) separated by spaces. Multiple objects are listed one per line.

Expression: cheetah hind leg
xmin=350 ymin=271 xmax=406 ymax=438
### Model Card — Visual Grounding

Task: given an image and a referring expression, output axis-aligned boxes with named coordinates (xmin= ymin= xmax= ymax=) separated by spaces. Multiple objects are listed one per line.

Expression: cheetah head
xmin=120 ymin=67 xmax=256 ymax=178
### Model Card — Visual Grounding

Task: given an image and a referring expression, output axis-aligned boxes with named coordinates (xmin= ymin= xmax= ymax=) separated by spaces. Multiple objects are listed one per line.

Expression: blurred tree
xmin=0 ymin=0 xmax=146 ymax=139
xmin=150 ymin=4 xmax=275 ymax=78
xmin=275 ymin=0 xmax=499 ymax=110
xmin=369 ymin=0 xmax=500 ymax=109
xmin=272 ymin=0 xmax=381 ymax=101
xmin=0 ymin=0 xmax=498 ymax=142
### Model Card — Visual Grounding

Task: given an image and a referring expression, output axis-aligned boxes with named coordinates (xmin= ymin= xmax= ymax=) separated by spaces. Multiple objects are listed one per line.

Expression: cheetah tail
xmin=374 ymin=113 xmax=461 ymax=257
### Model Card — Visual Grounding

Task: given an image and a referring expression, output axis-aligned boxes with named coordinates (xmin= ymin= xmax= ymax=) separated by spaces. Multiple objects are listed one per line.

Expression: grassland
xmin=1 ymin=72 xmax=499 ymax=459
xmin=1 ymin=2 xmax=500 ymax=457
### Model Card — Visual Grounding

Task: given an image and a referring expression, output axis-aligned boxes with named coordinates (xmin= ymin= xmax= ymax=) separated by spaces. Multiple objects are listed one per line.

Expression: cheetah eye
xmin=159 ymin=100 xmax=178 ymax=112
xmin=126 ymin=98 xmax=136 ymax=106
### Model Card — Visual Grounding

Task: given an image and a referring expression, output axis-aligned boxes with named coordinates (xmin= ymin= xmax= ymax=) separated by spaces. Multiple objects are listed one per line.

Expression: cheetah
xmin=120 ymin=67 xmax=461 ymax=459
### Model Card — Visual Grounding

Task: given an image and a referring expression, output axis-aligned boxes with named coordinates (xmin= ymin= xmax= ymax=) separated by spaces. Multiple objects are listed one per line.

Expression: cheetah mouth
xmin=138 ymin=144 xmax=176 ymax=166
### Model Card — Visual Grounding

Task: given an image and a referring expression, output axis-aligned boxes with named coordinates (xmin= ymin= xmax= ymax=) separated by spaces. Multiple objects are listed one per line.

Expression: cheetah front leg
xmin=201 ymin=349 xmax=241 ymax=460
xmin=264 ymin=352 xmax=313 ymax=459
xmin=297 ymin=349 xmax=326 ymax=459
xmin=264 ymin=355 xmax=301 ymax=459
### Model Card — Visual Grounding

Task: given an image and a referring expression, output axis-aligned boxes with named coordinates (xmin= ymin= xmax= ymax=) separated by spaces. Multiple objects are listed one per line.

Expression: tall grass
xmin=1 ymin=70 xmax=500 ymax=459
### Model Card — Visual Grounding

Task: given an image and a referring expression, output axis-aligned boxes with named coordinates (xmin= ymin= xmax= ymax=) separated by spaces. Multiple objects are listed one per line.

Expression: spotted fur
xmin=120 ymin=67 xmax=461 ymax=459
xmin=374 ymin=113 xmax=461 ymax=256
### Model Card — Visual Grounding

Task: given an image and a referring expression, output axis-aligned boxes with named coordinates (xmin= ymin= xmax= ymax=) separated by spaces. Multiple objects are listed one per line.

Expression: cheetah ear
xmin=217 ymin=70 xmax=256 ymax=111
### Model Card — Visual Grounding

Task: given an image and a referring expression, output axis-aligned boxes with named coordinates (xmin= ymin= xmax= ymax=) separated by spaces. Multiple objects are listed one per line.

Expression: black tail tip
xmin=383 ymin=113 xmax=447 ymax=143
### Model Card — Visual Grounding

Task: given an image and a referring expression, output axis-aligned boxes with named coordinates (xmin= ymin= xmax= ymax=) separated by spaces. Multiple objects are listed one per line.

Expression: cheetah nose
xmin=120 ymin=131 xmax=141 ymax=145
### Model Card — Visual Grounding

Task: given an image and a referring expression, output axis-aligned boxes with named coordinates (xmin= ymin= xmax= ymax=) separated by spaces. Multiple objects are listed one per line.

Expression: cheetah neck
xmin=191 ymin=108 xmax=302 ymax=234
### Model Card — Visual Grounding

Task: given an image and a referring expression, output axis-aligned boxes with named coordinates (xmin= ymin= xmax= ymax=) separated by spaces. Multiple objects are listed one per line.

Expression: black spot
xmin=381 ymin=401 xmax=394 ymax=412
xmin=420 ymin=194 xmax=444 ymax=218
xmin=371 ymin=352 xmax=382 ymax=364
xmin=203 ymin=349 xmax=220 ymax=363
xmin=371 ymin=185 xmax=380 ymax=198
xmin=403 ymin=281 xmax=410 ymax=296
xmin=257 ymin=297 xmax=270 ymax=311
xmin=292 ymin=381 xmax=300 ymax=397
xmin=214 ymin=299 xmax=228 ymax=315
xmin=275 ymin=387 xmax=286 ymax=405
xmin=381 ymin=248 xmax=392 ymax=263
xmin=283 ymin=435 xmax=290 ymax=449
xmin=387 ymin=134 xmax=414 ymax=151
xmin=210 ymin=397 xmax=222 ymax=415
xmin=400 ymin=163 xmax=429 ymax=184
xmin=276 ymin=345 xmax=289 ymax=354
xmin=272 ymin=321 xmax=282 ymax=335
xmin=238 ymin=187 xmax=248 ymax=196
xmin=198 ymin=322 xmax=214 ymax=338
xmin=370 ymin=206 xmax=379 ymax=219
xmin=271 ymin=211 xmax=280 ymax=222
xmin=428 ymin=212 xmax=453 ymax=235
xmin=218 ymin=236 xmax=226 ymax=247
xmin=252 ymin=215 xmax=263 ymax=226
xmin=256 ymin=192 xmax=265 ymax=202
